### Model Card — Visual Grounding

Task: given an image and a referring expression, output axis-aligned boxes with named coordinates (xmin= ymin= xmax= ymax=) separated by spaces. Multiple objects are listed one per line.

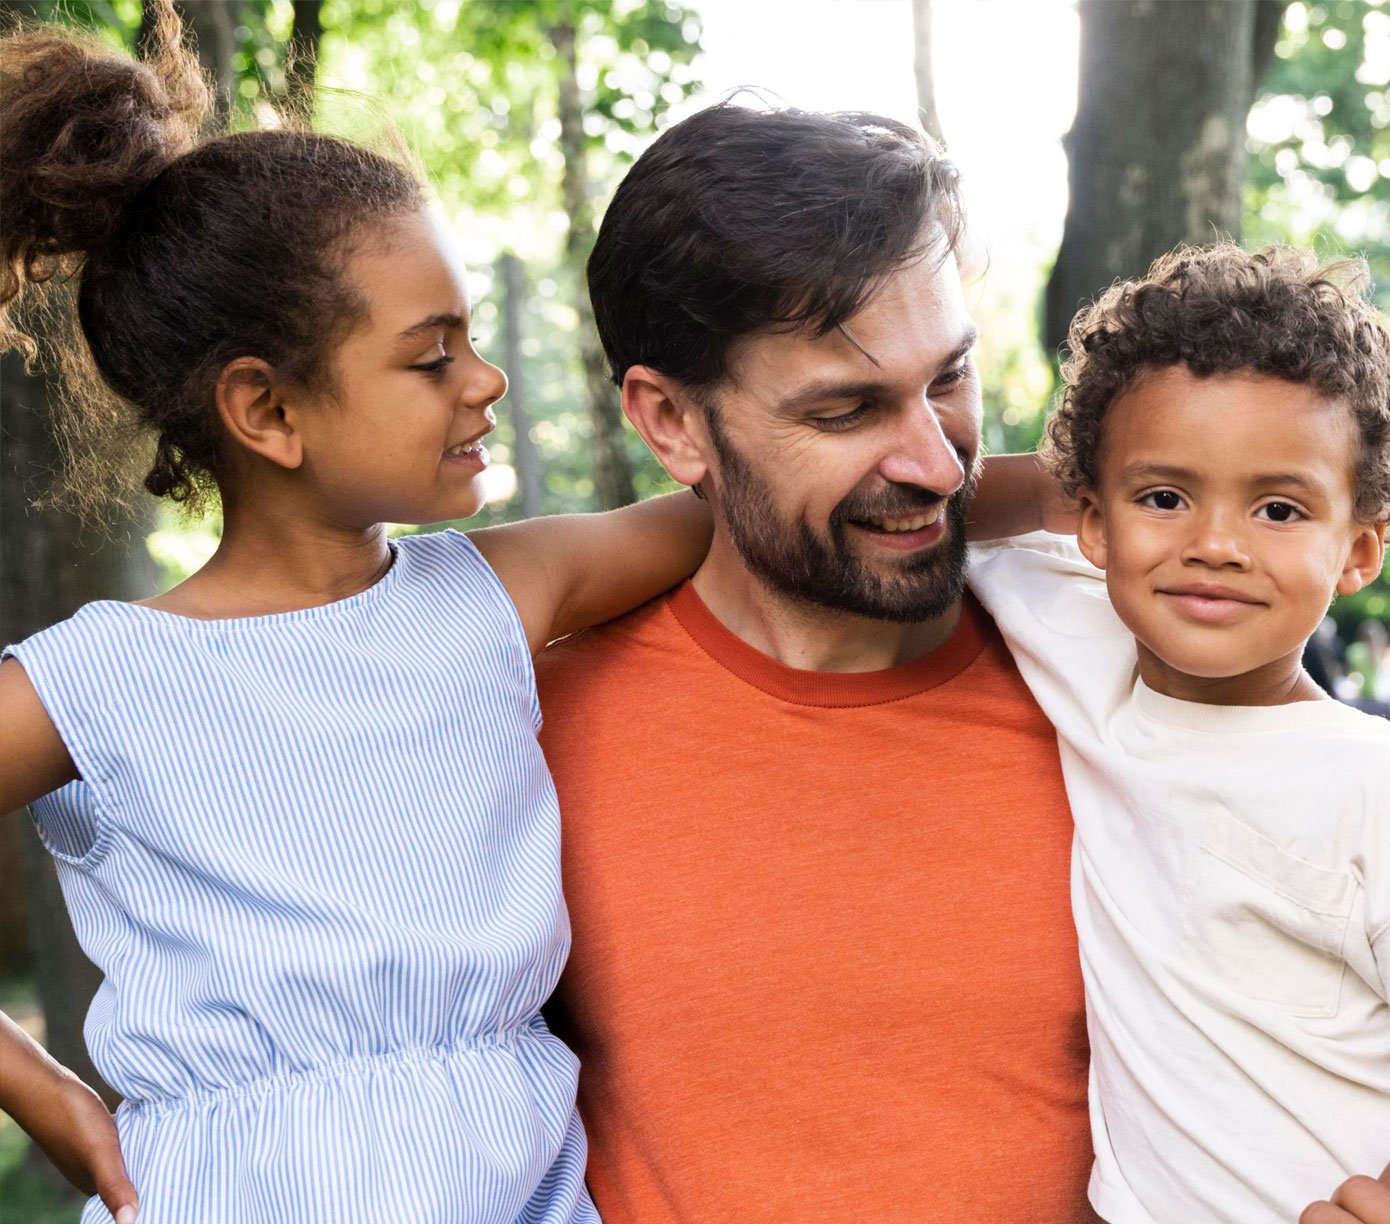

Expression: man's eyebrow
xmin=396 ymin=312 xmax=465 ymax=340
xmin=773 ymin=324 xmax=979 ymax=413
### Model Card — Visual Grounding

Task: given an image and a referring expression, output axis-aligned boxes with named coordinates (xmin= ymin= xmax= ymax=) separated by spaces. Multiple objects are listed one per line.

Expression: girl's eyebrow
xmin=397 ymin=311 xmax=465 ymax=339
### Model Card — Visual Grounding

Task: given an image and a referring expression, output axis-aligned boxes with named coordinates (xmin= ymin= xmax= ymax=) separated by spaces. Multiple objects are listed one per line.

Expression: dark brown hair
xmin=1 ymin=0 xmax=424 ymax=517
xmin=588 ymin=102 xmax=966 ymax=391
xmin=1047 ymin=243 xmax=1390 ymax=522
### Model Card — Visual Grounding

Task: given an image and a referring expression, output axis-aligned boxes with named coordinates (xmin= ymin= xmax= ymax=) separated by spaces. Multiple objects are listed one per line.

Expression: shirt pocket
xmin=1180 ymin=810 xmax=1356 ymax=1019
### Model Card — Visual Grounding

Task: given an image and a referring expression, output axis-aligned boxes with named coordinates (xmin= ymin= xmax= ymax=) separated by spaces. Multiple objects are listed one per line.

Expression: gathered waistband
xmin=120 ymin=1021 xmax=555 ymax=1118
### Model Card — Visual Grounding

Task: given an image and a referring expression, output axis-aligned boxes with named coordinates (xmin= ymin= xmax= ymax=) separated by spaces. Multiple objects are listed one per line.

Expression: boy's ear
xmin=1076 ymin=488 xmax=1108 ymax=570
xmin=621 ymin=365 xmax=711 ymax=494
xmin=215 ymin=357 xmax=303 ymax=471
xmin=1335 ymin=521 xmax=1387 ymax=597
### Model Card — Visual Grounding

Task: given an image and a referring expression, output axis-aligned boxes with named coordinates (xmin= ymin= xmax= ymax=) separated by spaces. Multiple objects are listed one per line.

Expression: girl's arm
xmin=966 ymin=453 xmax=1080 ymax=541
xmin=469 ymin=490 xmax=713 ymax=654
xmin=0 ymin=660 xmax=137 ymax=1220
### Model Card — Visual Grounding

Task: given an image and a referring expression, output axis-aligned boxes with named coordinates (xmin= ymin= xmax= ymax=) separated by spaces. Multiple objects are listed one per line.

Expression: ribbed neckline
xmin=665 ymin=580 xmax=992 ymax=708
xmin=1132 ymin=676 xmax=1346 ymax=734
xmin=91 ymin=539 xmax=403 ymax=630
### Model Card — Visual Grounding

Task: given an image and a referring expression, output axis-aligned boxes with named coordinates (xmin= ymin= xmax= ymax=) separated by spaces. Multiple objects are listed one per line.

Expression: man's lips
xmin=847 ymin=502 xmax=947 ymax=552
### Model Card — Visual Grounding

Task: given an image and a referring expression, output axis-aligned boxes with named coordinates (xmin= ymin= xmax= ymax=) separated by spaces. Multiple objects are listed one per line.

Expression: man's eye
xmin=933 ymin=362 xmax=969 ymax=390
xmin=1257 ymin=501 xmax=1303 ymax=523
xmin=813 ymin=405 xmax=868 ymax=430
xmin=1139 ymin=489 xmax=1183 ymax=511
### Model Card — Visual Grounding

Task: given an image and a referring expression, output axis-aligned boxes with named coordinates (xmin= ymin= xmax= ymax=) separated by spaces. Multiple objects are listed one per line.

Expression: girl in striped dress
xmin=0 ymin=6 xmax=708 ymax=1223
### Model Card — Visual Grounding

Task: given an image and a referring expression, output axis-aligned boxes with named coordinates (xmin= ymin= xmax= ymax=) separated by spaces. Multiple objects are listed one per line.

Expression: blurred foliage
xmin=1247 ymin=0 xmax=1390 ymax=296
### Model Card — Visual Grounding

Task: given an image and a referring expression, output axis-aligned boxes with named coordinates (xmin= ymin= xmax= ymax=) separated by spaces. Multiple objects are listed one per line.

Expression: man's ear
xmin=1076 ymin=488 xmax=1108 ymax=571
xmin=1336 ymin=521 xmax=1387 ymax=596
xmin=621 ymin=365 xmax=711 ymax=493
xmin=215 ymin=357 xmax=303 ymax=471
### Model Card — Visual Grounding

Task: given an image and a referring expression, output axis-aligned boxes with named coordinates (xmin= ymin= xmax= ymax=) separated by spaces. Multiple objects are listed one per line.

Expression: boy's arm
xmin=966 ymin=453 xmax=1080 ymax=541
xmin=1300 ymin=1164 xmax=1390 ymax=1223
xmin=469 ymin=490 xmax=713 ymax=654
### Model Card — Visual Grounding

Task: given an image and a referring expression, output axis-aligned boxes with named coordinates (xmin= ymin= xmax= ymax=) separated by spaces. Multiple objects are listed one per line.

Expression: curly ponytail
xmin=1 ymin=0 xmax=423 ymax=520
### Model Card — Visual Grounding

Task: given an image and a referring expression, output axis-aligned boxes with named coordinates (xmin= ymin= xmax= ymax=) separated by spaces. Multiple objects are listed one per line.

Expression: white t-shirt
xmin=968 ymin=531 xmax=1390 ymax=1224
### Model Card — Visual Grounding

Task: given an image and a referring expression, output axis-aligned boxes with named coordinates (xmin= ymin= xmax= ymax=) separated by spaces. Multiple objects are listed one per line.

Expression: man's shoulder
xmin=536 ymin=588 xmax=683 ymax=692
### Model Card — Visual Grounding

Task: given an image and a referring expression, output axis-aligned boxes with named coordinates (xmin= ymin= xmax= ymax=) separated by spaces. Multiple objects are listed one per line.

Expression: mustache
xmin=833 ymin=452 xmax=977 ymax=525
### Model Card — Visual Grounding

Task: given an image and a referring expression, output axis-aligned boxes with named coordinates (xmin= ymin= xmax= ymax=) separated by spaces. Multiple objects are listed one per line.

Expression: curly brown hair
xmin=1 ymin=0 xmax=423 ymax=520
xmin=1045 ymin=243 xmax=1390 ymax=523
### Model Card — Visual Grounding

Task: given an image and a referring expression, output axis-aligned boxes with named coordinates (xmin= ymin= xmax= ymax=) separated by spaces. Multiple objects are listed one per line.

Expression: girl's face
xmin=294 ymin=208 xmax=507 ymax=528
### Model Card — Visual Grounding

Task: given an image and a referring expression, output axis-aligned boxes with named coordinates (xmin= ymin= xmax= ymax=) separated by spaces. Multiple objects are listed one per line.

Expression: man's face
xmin=699 ymin=250 xmax=981 ymax=622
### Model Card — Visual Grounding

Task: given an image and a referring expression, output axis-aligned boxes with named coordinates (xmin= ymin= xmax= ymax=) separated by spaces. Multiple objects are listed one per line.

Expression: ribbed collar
xmin=1132 ymin=677 xmax=1348 ymax=734
xmin=665 ymin=581 xmax=992 ymax=708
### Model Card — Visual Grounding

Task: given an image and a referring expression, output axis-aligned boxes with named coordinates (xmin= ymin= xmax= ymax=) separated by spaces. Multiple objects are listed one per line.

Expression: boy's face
xmin=1077 ymin=365 xmax=1386 ymax=705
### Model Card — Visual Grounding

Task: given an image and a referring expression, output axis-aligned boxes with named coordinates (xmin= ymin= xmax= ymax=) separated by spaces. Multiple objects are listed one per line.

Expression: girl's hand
xmin=1301 ymin=1164 xmax=1390 ymax=1224
xmin=28 ymin=1077 xmax=137 ymax=1222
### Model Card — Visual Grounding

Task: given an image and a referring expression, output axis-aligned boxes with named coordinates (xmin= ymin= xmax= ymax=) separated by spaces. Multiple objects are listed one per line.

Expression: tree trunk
xmin=551 ymin=16 xmax=637 ymax=510
xmin=1044 ymin=0 xmax=1289 ymax=353
xmin=910 ymin=0 xmax=944 ymax=144
xmin=500 ymin=253 xmax=544 ymax=520
xmin=139 ymin=0 xmax=242 ymax=129
xmin=1 ymin=352 xmax=157 ymax=1107
xmin=285 ymin=0 xmax=323 ymax=119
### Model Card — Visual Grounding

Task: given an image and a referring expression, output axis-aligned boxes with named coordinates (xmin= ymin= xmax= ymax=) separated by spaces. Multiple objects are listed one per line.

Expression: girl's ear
xmin=621 ymin=365 xmax=711 ymax=495
xmin=1335 ymin=521 xmax=1387 ymax=597
xmin=215 ymin=357 xmax=303 ymax=471
xmin=1076 ymin=487 xmax=1108 ymax=570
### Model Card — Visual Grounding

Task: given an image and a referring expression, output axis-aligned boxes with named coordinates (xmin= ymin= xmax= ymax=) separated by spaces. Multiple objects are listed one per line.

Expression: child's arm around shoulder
xmin=966 ymin=453 xmax=1079 ymax=541
xmin=468 ymin=490 xmax=713 ymax=654
xmin=1300 ymin=1163 xmax=1390 ymax=1223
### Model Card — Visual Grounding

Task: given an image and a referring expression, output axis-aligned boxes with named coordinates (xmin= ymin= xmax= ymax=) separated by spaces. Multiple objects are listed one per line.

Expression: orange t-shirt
xmin=537 ymin=583 xmax=1095 ymax=1223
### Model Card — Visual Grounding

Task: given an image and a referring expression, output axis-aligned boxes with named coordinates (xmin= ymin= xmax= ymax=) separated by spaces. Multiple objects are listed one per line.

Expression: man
xmin=538 ymin=104 xmax=1095 ymax=1221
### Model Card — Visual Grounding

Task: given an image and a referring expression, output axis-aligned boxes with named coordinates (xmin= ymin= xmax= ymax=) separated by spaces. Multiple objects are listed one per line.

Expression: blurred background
xmin=1 ymin=0 xmax=1388 ymax=1215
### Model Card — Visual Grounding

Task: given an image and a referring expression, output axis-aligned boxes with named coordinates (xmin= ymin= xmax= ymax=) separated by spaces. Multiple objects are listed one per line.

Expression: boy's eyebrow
xmin=773 ymin=325 xmax=979 ymax=413
xmin=397 ymin=312 xmax=465 ymax=339
xmin=1118 ymin=463 xmax=1333 ymax=499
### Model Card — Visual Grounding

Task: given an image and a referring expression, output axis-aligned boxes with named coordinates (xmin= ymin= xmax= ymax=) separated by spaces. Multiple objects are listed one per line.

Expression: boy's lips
xmin=1157 ymin=582 xmax=1266 ymax=623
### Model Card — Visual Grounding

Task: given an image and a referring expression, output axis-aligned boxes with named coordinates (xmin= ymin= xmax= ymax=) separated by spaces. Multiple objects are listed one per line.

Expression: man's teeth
xmin=865 ymin=505 xmax=943 ymax=533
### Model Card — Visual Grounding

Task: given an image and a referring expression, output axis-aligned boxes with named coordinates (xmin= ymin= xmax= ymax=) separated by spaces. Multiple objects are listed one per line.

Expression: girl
xmin=0 ymin=5 xmax=709 ymax=1222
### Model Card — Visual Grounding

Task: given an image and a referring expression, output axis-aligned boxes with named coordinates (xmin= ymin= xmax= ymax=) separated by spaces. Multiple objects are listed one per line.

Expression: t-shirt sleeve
xmin=1367 ymin=761 xmax=1390 ymax=1000
xmin=967 ymin=530 xmax=1138 ymax=739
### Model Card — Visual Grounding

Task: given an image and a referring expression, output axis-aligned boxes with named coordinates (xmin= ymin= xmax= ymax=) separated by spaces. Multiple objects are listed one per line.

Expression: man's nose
xmin=877 ymin=399 xmax=966 ymax=496
xmin=1181 ymin=507 xmax=1252 ymax=569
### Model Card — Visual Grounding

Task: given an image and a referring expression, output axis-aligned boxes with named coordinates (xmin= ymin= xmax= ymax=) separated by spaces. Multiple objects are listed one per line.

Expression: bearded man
xmin=537 ymin=103 xmax=1096 ymax=1222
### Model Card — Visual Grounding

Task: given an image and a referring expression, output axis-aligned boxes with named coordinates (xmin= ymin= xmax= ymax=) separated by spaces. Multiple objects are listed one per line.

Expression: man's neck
xmin=689 ymin=535 xmax=962 ymax=673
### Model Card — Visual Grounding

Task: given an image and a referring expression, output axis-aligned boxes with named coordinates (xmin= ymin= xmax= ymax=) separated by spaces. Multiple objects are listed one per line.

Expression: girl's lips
xmin=442 ymin=443 xmax=489 ymax=472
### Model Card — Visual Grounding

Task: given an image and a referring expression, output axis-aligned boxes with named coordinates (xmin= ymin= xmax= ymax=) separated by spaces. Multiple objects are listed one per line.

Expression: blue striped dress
xmin=3 ymin=531 xmax=599 ymax=1224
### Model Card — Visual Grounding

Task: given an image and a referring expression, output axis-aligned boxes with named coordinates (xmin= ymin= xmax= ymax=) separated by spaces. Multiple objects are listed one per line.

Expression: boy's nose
xmin=1180 ymin=511 xmax=1252 ymax=570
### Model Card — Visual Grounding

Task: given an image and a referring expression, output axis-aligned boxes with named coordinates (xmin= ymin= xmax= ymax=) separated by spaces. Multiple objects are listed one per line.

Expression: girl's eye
xmin=1257 ymin=501 xmax=1303 ymax=523
xmin=410 ymin=354 xmax=455 ymax=376
xmin=1139 ymin=489 xmax=1184 ymax=511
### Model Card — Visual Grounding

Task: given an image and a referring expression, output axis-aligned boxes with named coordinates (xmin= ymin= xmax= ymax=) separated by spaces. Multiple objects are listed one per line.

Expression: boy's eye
xmin=1139 ymin=489 xmax=1184 ymax=511
xmin=1256 ymin=501 xmax=1303 ymax=523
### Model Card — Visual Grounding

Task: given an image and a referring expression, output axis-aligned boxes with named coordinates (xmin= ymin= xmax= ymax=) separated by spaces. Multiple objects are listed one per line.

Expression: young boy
xmin=968 ymin=245 xmax=1390 ymax=1224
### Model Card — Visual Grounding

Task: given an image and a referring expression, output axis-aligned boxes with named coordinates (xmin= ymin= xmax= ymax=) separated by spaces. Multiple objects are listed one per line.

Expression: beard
xmin=705 ymin=410 xmax=976 ymax=624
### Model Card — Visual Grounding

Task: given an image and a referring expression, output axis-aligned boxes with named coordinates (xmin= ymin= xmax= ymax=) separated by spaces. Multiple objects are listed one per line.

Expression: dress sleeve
xmin=3 ymin=612 xmax=115 ymax=862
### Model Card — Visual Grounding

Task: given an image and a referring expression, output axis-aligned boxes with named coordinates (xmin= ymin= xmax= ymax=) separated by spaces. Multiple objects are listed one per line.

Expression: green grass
xmin=0 ymin=1116 xmax=85 ymax=1224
